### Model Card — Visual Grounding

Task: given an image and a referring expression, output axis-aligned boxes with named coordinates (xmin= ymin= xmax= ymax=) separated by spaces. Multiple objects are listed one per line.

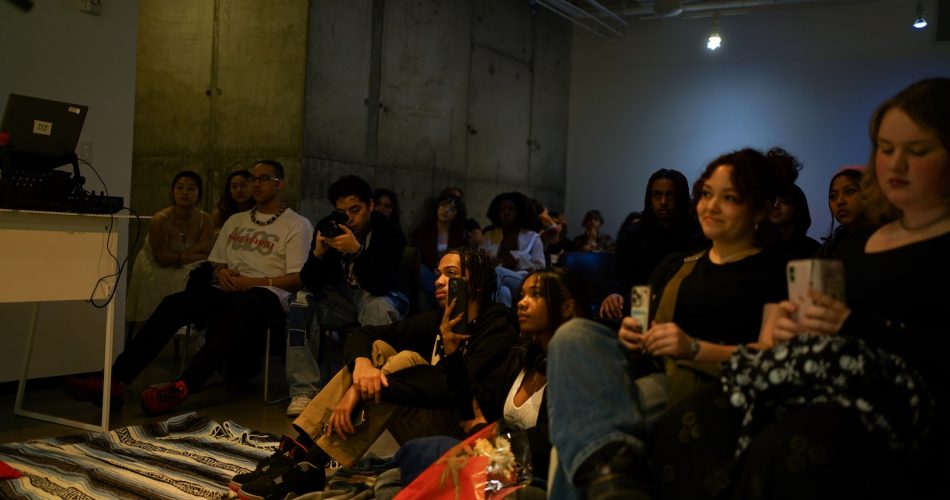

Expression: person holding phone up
xmin=230 ymin=248 xmax=518 ymax=500
xmin=545 ymin=148 xmax=798 ymax=499
xmin=652 ymin=77 xmax=950 ymax=500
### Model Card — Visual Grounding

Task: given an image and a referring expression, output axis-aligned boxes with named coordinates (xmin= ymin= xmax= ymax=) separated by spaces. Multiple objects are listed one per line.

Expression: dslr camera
xmin=317 ymin=210 xmax=349 ymax=238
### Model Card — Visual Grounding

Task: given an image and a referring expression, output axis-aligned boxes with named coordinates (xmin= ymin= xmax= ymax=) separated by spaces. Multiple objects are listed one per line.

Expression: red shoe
xmin=140 ymin=380 xmax=189 ymax=416
xmin=62 ymin=373 xmax=125 ymax=410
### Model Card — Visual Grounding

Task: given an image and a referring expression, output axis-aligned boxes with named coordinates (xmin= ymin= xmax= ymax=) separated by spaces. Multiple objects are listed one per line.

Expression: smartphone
xmin=448 ymin=277 xmax=469 ymax=334
xmin=786 ymin=259 xmax=845 ymax=321
xmin=629 ymin=285 xmax=651 ymax=333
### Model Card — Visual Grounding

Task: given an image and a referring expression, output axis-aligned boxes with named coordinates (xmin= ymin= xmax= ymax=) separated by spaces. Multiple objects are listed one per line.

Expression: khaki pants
xmin=292 ymin=340 xmax=462 ymax=467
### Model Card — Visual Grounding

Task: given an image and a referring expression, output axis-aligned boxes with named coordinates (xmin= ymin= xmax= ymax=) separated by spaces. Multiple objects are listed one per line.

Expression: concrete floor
xmin=0 ymin=340 xmax=398 ymax=456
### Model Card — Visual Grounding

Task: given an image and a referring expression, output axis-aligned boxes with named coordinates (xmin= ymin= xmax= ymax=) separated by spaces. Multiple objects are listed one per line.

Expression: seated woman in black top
xmin=652 ymin=77 xmax=950 ymax=500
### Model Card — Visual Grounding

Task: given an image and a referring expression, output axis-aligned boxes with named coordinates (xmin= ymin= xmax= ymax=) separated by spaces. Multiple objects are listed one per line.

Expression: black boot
xmin=573 ymin=442 xmax=652 ymax=500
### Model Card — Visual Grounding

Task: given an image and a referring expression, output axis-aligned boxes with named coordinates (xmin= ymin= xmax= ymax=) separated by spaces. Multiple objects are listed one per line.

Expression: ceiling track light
xmin=707 ymin=14 xmax=722 ymax=51
xmin=913 ymin=0 xmax=928 ymax=29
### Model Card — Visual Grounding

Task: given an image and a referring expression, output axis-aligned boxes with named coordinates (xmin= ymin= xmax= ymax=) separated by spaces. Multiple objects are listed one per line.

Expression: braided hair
xmin=443 ymin=247 xmax=497 ymax=309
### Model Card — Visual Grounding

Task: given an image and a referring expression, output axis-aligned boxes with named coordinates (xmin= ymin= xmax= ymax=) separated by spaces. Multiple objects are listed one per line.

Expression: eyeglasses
xmin=249 ymin=175 xmax=281 ymax=184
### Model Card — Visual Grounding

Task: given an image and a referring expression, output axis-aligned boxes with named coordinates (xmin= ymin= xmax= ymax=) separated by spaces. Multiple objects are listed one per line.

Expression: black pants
xmin=113 ymin=284 xmax=285 ymax=392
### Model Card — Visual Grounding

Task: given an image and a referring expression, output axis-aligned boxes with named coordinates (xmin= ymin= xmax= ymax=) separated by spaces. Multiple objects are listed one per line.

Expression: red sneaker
xmin=61 ymin=373 xmax=125 ymax=410
xmin=140 ymin=380 xmax=189 ymax=416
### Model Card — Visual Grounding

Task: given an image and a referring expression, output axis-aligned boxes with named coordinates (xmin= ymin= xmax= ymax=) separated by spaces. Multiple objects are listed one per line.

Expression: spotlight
xmin=913 ymin=1 xmax=928 ymax=29
xmin=707 ymin=14 xmax=722 ymax=50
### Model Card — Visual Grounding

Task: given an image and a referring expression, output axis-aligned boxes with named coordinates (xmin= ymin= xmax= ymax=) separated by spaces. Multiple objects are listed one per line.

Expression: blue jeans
xmin=547 ymin=318 xmax=668 ymax=498
xmin=285 ymin=285 xmax=408 ymax=398
xmin=494 ymin=266 xmax=528 ymax=308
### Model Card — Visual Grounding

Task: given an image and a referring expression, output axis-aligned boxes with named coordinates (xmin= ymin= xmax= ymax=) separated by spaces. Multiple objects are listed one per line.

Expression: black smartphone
xmin=448 ymin=277 xmax=468 ymax=334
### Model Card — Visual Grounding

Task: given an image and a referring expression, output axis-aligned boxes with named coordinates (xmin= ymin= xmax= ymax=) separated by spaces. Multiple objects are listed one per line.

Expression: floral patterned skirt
xmin=722 ymin=334 xmax=935 ymax=457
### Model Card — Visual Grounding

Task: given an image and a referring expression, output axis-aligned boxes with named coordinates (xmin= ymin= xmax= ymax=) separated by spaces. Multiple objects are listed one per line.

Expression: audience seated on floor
xmin=572 ymin=209 xmax=614 ymax=253
xmin=411 ymin=187 xmax=470 ymax=312
xmin=599 ymin=168 xmax=705 ymax=321
xmin=652 ymin=77 xmax=950 ymax=500
xmin=816 ymin=166 xmax=872 ymax=259
xmin=211 ymin=169 xmax=253 ymax=233
xmin=65 ymin=160 xmax=313 ymax=416
xmin=395 ymin=266 xmax=591 ymax=493
xmin=126 ymin=170 xmax=216 ymax=330
xmin=768 ymin=151 xmax=822 ymax=259
xmin=479 ymin=191 xmax=545 ymax=307
xmin=283 ymin=175 xmax=409 ymax=418
xmin=229 ymin=248 xmax=519 ymax=499
xmin=546 ymin=147 xmax=798 ymax=498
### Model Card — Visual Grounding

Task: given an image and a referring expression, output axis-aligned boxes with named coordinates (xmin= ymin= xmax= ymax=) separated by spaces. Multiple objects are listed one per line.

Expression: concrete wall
xmin=0 ymin=0 xmax=138 ymax=381
xmin=565 ymin=0 xmax=950 ymax=241
xmin=131 ymin=0 xmax=309 ymax=220
xmin=301 ymin=0 xmax=573 ymax=234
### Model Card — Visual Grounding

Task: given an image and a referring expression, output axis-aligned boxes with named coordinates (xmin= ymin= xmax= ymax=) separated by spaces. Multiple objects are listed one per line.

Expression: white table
xmin=0 ymin=208 xmax=131 ymax=432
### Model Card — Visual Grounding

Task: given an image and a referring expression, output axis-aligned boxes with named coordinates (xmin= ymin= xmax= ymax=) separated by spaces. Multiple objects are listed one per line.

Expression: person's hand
xmin=313 ymin=231 xmax=329 ymax=258
xmin=618 ymin=316 xmax=647 ymax=352
xmin=217 ymin=267 xmax=241 ymax=292
xmin=326 ymin=385 xmax=361 ymax=439
xmin=351 ymin=357 xmax=388 ymax=402
xmin=599 ymin=294 xmax=625 ymax=320
xmin=643 ymin=322 xmax=693 ymax=359
xmin=774 ymin=290 xmax=851 ymax=343
xmin=461 ymin=398 xmax=487 ymax=434
xmin=325 ymin=224 xmax=362 ymax=255
xmin=440 ymin=298 xmax=470 ymax=355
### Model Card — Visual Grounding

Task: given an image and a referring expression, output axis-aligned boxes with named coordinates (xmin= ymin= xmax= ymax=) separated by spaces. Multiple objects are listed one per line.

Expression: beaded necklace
xmin=250 ymin=206 xmax=286 ymax=226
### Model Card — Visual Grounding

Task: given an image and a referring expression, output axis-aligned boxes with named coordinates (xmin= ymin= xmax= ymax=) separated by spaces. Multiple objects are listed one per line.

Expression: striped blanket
xmin=0 ymin=412 xmax=280 ymax=499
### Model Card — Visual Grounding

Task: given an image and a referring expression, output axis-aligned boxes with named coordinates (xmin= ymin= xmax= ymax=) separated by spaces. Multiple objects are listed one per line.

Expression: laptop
xmin=0 ymin=93 xmax=88 ymax=170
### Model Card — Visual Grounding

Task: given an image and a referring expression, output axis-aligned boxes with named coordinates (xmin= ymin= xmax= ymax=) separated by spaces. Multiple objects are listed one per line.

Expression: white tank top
xmin=503 ymin=369 xmax=546 ymax=429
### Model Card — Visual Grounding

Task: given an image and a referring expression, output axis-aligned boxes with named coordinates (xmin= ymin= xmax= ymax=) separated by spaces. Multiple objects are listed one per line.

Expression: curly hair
xmin=444 ymin=248 xmax=497 ymax=309
xmin=693 ymin=147 xmax=800 ymax=248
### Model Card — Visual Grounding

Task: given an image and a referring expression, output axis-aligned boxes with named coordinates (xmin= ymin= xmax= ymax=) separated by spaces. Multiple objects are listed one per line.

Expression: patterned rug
xmin=0 ymin=412 xmax=280 ymax=499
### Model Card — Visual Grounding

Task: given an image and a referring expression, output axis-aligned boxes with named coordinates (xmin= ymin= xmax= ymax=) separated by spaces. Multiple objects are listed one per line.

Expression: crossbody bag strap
xmin=653 ymin=250 xmax=705 ymax=324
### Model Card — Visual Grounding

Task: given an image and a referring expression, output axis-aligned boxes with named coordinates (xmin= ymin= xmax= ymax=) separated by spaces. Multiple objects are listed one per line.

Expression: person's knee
xmin=359 ymin=296 xmax=399 ymax=326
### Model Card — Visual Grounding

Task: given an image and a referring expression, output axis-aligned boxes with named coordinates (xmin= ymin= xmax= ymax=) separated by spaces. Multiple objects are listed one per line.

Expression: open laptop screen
xmin=0 ymin=93 xmax=88 ymax=169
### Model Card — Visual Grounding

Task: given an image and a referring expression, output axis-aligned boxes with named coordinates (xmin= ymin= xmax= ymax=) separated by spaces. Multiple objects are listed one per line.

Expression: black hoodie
xmin=343 ymin=303 xmax=518 ymax=417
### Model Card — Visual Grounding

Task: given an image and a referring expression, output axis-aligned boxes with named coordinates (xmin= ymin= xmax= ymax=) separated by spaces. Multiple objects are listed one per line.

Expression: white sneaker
xmin=286 ymin=395 xmax=313 ymax=417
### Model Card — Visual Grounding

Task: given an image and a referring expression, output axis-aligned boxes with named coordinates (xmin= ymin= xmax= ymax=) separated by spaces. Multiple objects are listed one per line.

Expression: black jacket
xmin=343 ymin=303 xmax=518 ymax=416
xmin=300 ymin=211 xmax=406 ymax=296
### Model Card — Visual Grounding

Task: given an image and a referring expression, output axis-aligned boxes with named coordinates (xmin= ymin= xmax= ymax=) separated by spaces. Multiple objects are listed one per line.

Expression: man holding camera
xmin=284 ymin=175 xmax=408 ymax=417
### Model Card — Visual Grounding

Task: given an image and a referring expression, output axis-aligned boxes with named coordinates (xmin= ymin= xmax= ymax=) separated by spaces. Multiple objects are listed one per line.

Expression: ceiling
xmin=537 ymin=0 xmax=895 ymax=37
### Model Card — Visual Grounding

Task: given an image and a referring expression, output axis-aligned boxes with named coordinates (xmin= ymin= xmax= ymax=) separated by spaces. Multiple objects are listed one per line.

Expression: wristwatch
xmin=689 ymin=337 xmax=701 ymax=360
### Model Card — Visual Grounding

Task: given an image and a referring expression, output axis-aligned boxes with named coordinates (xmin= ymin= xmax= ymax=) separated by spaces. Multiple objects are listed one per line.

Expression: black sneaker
xmin=228 ymin=436 xmax=308 ymax=493
xmin=237 ymin=460 xmax=326 ymax=500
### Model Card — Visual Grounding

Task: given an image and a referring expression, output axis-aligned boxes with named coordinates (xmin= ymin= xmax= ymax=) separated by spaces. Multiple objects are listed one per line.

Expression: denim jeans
xmin=547 ymin=318 xmax=668 ymax=498
xmin=285 ymin=285 xmax=408 ymax=398
xmin=494 ymin=266 xmax=528 ymax=308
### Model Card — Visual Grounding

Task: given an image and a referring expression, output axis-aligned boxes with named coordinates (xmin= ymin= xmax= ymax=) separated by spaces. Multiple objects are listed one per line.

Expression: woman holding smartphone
xmin=545 ymin=148 xmax=798 ymax=499
xmin=397 ymin=267 xmax=592 ymax=489
xmin=652 ymin=77 xmax=950 ymax=500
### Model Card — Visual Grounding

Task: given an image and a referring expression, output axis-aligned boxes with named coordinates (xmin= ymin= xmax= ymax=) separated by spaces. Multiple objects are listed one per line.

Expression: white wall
xmin=565 ymin=0 xmax=950 ymax=240
xmin=0 ymin=0 xmax=138 ymax=381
